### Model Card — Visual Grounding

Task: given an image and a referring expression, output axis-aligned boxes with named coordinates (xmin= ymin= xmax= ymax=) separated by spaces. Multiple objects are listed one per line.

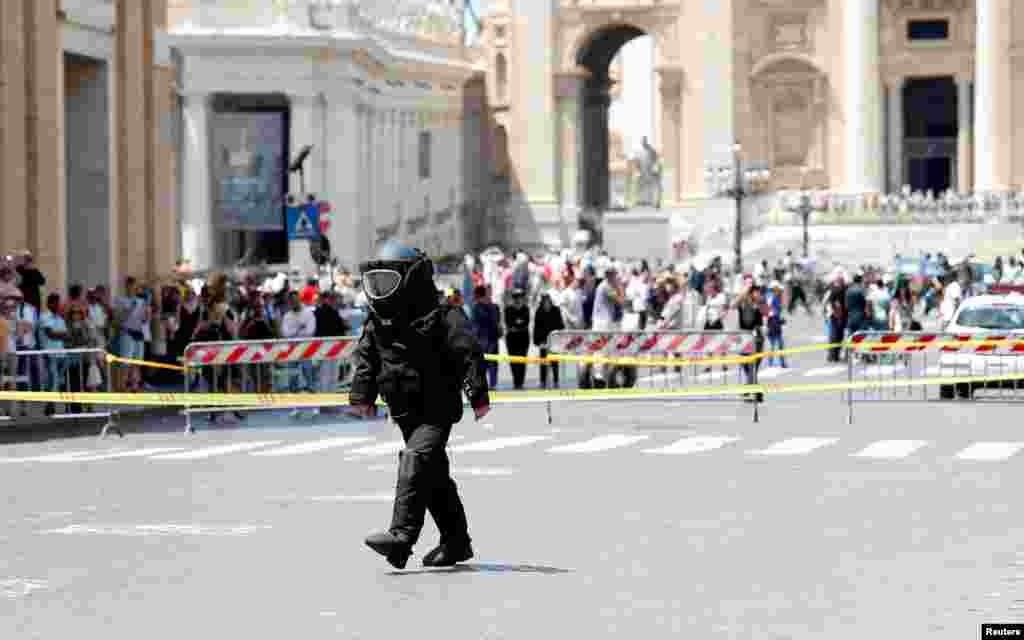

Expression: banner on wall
xmin=211 ymin=111 xmax=287 ymax=230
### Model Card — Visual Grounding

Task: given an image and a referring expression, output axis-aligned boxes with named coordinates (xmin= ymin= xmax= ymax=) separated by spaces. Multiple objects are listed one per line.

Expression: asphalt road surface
xmin=1 ymin=310 xmax=1022 ymax=639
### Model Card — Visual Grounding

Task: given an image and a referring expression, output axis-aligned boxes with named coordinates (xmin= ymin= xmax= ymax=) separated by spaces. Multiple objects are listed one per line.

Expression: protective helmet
xmin=358 ymin=241 xmax=436 ymax=323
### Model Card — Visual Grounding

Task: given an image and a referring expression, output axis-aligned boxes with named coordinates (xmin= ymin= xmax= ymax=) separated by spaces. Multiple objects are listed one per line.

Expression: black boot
xmin=422 ymin=541 xmax=474 ymax=567
xmin=364 ymin=531 xmax=412 ymax=569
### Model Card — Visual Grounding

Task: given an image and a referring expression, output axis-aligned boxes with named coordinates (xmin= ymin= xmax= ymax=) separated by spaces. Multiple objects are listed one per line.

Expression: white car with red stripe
xmin=939 ymin=293 xmax=1024 ymax=399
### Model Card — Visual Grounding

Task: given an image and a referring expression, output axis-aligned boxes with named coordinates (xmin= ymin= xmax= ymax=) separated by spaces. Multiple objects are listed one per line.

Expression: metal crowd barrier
xmin=0 ymin=347 xmax=120 ymax=436
xmin=181 ymin=337 xmax=357 ymax=433
xmin=846 ymin=331 xmax=1024 ymax=424
xmin=545 ymin=329 xmax=762 ymax=422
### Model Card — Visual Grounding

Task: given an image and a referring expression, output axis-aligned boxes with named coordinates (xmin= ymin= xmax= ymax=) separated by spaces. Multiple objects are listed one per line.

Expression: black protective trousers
xmin=389 ymin=422 xmax=470 ymax=549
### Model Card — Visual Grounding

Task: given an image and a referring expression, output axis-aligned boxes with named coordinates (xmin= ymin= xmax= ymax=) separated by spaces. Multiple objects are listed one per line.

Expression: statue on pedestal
xmin=636 ymin=136 xmax=662 ymax=209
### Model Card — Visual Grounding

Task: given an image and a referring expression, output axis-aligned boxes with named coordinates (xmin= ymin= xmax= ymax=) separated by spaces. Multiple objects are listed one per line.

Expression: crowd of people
xmin=0 ymin=254 xmax=364 ymax=419
xmin=0 ymin=240 xmax=1019 ymax=411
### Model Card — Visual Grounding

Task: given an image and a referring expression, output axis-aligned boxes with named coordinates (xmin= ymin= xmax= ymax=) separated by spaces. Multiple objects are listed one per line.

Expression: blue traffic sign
xmin=286 ymin=202 xmax=321 ymax=240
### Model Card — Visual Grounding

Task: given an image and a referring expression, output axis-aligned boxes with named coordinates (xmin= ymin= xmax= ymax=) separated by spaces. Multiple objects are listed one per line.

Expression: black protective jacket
xmin=350 ymin=303 xmax=490 ymax=426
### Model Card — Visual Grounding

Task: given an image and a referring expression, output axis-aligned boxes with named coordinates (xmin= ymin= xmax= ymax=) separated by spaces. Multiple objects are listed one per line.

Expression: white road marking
xmin=756 ymin=367 xmax=791 ymax=380
xmin=250 ymin=436 xmax=373 ymax=457
xmin=0 ymin=578 xmax=49 ymax=599
xmin=0 ymin=450 xmax=97 ymax=463
xmin=449 ymin=435 xmax=551 ymax=453
xmin=750 ymin=437 xmax=838 ymax=456
xmin=851 ymin=440 xmax=928 ymax=459
xmin=43 ymin=523 xmax=272 ymax=537
xmin=547 ymin=434 xmax=649 ymax=454
xmin=64 ymin=447 xmax=187 ymax=462
xmin=955 ymin=442 xmax=1024 ymax=461
xmin=310 ymin=494 xmax=394 ymax=503
xmin=858 ymin=365 xmax=903 ymax=377
xmin=803 ymin=366 xmax=847 ymax=378
xmin=344 ymin=441 xmax=405 ymax=458
xmin=150 ymin=441 xmax=282 ymax=460
xmin=452 ymin=467 xmax=517 ymax=476
xmin=643 ymin=436 xmax=741 ymax=455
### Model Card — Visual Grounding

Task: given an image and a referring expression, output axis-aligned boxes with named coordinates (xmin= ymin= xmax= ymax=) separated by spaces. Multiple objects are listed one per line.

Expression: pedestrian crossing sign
xmin=286 ymin=202 xmax=321 ymax=240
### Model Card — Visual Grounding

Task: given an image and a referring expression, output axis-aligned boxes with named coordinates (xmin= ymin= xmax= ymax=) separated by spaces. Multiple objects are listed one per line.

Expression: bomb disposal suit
xmin=351 ymin=243 xmax=490 ymax=569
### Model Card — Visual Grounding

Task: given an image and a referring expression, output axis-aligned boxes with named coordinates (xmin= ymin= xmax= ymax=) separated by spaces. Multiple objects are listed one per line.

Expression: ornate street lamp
xmin=783 ymin=167 xmax=824 ymax=258
xmin=704 ymin=143 xmax=772 ymax=274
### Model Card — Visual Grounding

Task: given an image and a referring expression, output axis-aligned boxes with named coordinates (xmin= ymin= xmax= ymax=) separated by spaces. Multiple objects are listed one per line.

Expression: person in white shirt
xmin=940 ymin=279 xmax=962 ymax=329
xmin=556 ymin=265 xmax=583 ymax=330
xmin=591 ymin=266 xmax=625 ymax=384
xmin=280 ymin=290 xmax=317 ymax=415
xmin=625 ymin=267 xmax=652 ymax=330
xmin=703 ymin=284 xmax=728 ymax=331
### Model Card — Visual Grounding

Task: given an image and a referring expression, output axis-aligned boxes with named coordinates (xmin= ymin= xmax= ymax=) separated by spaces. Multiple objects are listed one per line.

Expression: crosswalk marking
xmin=547 ymin=434 xmax=649 ymax=454
xmin=756 ymin=367 xmax=791 ymax=380
xmin=803 ymin=366 xmax=846 ymax=378
xmin=450 ymin=435 xmax=551 ymax=453
xmin=851 ymin=440 xmax=928 ymax=459
xmin=0 ymin=450 xmax=99 ymax=464
xmin=251 ymin=436 xmax=373 ymax=457
xmin=344 ymin=441 xmax=405 ymax=458
xmin=643 ymin=436 xmax=740 ymax=455
xmin=955 ymin=442 xmax=1024 ymax=461
xmin=750 ymin=437 xmax=838 ymax=456
xmin=65 ymin=447 xmax=187 ymax=462
xmin=150 ymin=441 xmax=282 ymax=461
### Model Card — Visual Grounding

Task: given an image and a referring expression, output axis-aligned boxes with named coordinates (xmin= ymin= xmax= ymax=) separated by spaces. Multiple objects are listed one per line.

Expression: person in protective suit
xmin=349 ymin=242 xmax=491 ymax=569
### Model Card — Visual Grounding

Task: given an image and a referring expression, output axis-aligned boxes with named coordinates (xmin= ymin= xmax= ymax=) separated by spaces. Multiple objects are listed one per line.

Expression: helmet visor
xmin=362 ymin=269 xmax=403 ymax=300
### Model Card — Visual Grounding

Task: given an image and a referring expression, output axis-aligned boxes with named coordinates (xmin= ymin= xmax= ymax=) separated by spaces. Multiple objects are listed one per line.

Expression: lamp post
xmin=704 ymin=143 xmax=772 ymax=275
xmin=785 ymin=167 xmax=821 ymax=258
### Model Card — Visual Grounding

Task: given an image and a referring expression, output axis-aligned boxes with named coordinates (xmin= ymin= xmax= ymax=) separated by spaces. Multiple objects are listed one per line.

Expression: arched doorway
xmin=576 ymin=24 xmax=647 ymax=220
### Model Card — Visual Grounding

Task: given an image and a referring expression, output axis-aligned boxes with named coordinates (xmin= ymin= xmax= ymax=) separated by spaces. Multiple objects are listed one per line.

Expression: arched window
xmin=495 ymin=53 xmax=508 ymax=103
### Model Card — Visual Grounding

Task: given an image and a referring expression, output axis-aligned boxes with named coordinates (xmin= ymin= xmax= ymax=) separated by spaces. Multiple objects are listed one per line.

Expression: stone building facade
xmin=0 ymin=0 xmax=176 ymax=292
xmin=477 ymin=0 xmax=1024 ymax=248
xmin=167 ymin=0 xmax=494 ymax=273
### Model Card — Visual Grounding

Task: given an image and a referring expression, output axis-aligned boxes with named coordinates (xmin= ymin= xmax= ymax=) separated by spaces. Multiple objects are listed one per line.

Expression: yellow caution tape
xmin=2 ymin=370 xmax=1024 ymax=407
xmin=106 ymin=353 xmax=190 ymax=373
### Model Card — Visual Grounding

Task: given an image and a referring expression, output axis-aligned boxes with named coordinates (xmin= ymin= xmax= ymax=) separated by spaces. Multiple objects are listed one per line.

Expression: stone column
xmin=115 ymin=0 xmax=148 ymax=281
xmin=974 ymin=0 xmax=1011 ymax=191
xmin=957 ymin=76 xmax=973 ymax=193
xmin=180 ymin=93 xmax=213 ymax=271
xmin=887 ymin=78 xmax=904 ymax=192
xmin=25 ymin=0 xmax=65 ymax=288
xmin=288 ymin=93 xmax=320 ymax=274
xmin=843 ymin=0 xmax=883 ymax=193
xmin=657 ymin=66 xmax=684 ymax=207
xmin=0 ymin=0 xmax=30 ymax=254
xmin=555 ymin=71 xmax=585 ymax=239
xmin=324 ymin=91 xmax=361 ymax=269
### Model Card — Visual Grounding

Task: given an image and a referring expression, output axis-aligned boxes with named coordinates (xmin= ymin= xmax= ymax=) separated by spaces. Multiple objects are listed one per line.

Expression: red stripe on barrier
xmin=615 ymin=335 xmax=634 ymax=351
xmin=850 ymin=335 xmax=868 ymax=344
xmin=225 ymin=345 xmax=249 ymax=364
xmin=587 ymin=336 xmax=610 ymax=353
xmin=324 ymin=340 xmax=348 ymax=360
xmin=275 ymin=344 xmax=298 ymax=362
xmin=201 ymin=347 xmax=222 ymax=365
xmin=638 ymin=335 xmax=660 ymax=353
xmin=880 ymin=334 xmax=900 ymax=344
xmin=302 ymin=340 xmax=323 ymax=360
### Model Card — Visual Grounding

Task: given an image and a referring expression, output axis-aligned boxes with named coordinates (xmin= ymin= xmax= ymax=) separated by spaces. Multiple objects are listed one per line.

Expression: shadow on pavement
xmin=388 ymin=563 xmax=572 ymax=576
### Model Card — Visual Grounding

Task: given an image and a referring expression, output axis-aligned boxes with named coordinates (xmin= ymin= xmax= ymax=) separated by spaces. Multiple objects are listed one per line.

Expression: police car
xmin=938 ymin=293 xmax=1024 ymax=399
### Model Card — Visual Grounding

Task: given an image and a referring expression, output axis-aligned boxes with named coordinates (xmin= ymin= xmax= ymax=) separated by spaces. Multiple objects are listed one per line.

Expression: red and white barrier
xmin=849 ymin=332 xmax=1024 ymax=354
xmin=546 ymin=331 xmax=756 ymax=358
xmin=183 ymin=337 xmax=357 ymax=367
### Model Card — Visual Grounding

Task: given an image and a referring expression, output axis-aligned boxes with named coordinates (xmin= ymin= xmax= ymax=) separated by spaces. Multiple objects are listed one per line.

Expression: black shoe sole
xmin=365 ymin=540 xmax=411 ymax=570
xmin=422 ymin=548 xmax=474 ymax=568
